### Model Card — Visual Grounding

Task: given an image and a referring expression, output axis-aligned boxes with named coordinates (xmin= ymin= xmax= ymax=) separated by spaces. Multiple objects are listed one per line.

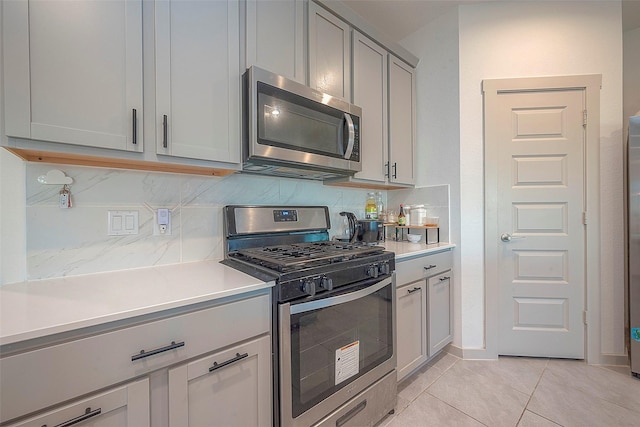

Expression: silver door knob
xmin=501 ymin=233 xmax=525 ymax=242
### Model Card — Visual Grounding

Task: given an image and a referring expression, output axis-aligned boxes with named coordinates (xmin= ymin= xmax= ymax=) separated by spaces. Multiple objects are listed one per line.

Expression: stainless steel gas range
xmin=222 ymin=205 xmax=397 ymax=427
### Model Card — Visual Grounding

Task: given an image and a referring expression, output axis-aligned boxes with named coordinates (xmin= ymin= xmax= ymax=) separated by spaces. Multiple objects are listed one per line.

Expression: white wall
xmin=401 ymin=1 xmax=624 ymax=359
xmin=624 ymin=26 xmax=640 ymax=122
xmin=456 ymin=1 xmax=623 ymax=356
xmin=0 ymin=150 xmax=26 ymax=285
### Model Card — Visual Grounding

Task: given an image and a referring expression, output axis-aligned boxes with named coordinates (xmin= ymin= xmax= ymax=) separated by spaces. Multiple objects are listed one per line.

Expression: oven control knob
xmin=320 ymin=276 xmax=334 ymax=291
xmin=379 ymin=262 xmax=390 ymax=275
xmin=367 ymin=264 xmax=379 ymax=278
xmin=301 ymin=279 xmax=316 ymax=297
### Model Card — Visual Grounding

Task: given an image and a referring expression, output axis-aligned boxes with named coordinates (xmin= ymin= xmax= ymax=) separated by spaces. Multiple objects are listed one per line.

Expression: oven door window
xmin=289 ymin=281 xmax=393 ymax=418
xmin=257 ymin=82 xmax=355 ymax=159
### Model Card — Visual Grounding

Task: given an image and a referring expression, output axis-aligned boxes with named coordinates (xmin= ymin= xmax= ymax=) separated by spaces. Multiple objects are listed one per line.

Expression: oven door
xmin=279 ymin=276 xmax=395 ymax=427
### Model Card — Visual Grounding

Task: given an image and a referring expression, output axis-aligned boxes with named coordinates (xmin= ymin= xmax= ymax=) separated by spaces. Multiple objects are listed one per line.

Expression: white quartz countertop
xmin=0 ymin=242 xmax=452 ymax=348
xmin=0 ymin=261 xmax=273 ymax=347
xmin=380 ymin=241 xmax=456 ymax=260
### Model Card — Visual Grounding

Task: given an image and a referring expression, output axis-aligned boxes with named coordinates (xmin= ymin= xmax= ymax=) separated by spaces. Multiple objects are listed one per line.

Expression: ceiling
xmin=341 ymin=0 xmax=640 ymax=44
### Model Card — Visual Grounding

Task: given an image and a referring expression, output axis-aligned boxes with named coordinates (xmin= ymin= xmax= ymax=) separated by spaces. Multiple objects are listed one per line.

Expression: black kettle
xmin=339 ymin=212 xmax=384 ymax=244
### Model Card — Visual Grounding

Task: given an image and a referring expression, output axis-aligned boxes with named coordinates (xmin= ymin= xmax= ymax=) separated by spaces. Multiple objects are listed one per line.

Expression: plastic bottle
xmin=365 ymin=192 xmax=378 ymax=219
xmin=375 ymin=192 xmax=384 ymax=222
xmin=398 ymin=204 xmax=406 ymax=226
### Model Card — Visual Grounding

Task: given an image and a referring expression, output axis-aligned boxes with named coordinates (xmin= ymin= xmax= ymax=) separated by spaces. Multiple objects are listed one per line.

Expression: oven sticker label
xmin=632 ymin=328 xmax=640 ymax=342
xmin=335 ymin=341 xmax=360 ymax=385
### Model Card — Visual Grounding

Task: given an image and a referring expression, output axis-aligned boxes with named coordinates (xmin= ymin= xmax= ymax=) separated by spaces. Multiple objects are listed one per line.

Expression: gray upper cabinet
xmin=155 ymin=0 xmax=241 ymax=164
xmin=308 ymin=1 xmax=351 ymax=101
xmin=2 ymin=0 xmax=143 ymax=152
xmin=244 ymin=0 xmax=305 ymax=84
xmin=388 ymin=54 xmax=416 ymax=186
xmin=353 ymin=31 xmax=388 ymax=183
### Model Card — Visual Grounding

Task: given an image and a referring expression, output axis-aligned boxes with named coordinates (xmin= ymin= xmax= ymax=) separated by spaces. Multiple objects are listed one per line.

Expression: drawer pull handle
xmin=407 ymin=287 xmax=421 ymax=294
xmin=424 ymin=265 xmax=437 ymax=270
xmin=131 ymin=340 xmax=185 ymax=361
xmin=209 ymin=352 xmax=249 ymax=373
xmin=162 ymin=114 xmax=168 ymax=148
xmin=132 ymin=109 xmax=137 ymax=145
xmin=44 ymin=406 xmax=101 ymax=427
xmin=439 ymin=276 xmax=450 ymax=282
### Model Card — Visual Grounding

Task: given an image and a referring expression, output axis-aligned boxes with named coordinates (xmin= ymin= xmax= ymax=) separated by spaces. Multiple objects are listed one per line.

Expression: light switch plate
xmin=108 ymin=211 xmax=139 ymax=236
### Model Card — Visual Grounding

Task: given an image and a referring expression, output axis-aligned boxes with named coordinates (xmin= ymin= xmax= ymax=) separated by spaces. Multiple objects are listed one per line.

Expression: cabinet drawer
xmin=395 ymin=250 xmax=453 ymax=285
xmin=0 ymin=293 xmax=270 ymax=423
xmin=8 ymin=378 xmax=149 ymax=427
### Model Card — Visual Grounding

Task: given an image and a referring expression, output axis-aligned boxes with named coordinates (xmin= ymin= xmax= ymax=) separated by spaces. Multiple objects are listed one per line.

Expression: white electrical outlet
xmin=153 ymin=209 xmax=172 ymax=235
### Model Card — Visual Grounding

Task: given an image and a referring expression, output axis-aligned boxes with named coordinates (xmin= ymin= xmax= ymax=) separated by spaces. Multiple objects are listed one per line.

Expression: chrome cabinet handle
xmin=423 ymin=264 xmax=437 ymax=270
xmin=44 ymin=407 xmax=101 ymax=427
xmin=385 ymin=161 xmax=390 ymax=178
xmin=209 ymin=352 xmax=249 ymax=373
xmin=407 ymin=286 xmax=421 ymax=294
xmin=392 ymin=162 xmax=397 ymax=179
xmin=501 ymin=233 xmax=525 ymax=242
xmin=343 ymin=113 xmax=355 ymax=159
xmin=439 ymin=276 xmax=450 ymax=282
xmin=132 ymin=109 xmax=137 ymax=145
xmin=131 ymin=340 xmax=184 ymax=361
xmin=162 ymin=114 xmax=168 ymax=148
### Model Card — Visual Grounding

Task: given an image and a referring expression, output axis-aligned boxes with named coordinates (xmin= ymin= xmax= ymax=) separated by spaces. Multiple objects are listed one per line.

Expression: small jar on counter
xmin=410 ymin=205 xmax=427 ymax=226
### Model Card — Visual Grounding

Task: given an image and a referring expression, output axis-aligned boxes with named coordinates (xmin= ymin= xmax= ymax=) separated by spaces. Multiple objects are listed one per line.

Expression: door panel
xmin=493 ymin=89 xmax=585 ymax=358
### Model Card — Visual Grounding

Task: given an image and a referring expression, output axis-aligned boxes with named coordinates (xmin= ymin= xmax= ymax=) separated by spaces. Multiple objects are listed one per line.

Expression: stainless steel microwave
xmin=243 ymin=66 xmax=362 ymax=180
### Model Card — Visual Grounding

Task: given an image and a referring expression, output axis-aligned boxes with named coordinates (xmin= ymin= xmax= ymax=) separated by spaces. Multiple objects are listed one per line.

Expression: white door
xmin=487 ymin=87 xmax=586 ymax=358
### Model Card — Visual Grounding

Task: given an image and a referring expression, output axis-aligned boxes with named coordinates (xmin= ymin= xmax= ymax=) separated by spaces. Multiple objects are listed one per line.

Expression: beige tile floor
xmin=377 ymin=353 xmax=640 ymax=427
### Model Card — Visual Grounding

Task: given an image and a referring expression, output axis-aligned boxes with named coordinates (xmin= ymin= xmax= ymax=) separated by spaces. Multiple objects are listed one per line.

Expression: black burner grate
xmin=231 ymin=241 xmax=384 ymax=272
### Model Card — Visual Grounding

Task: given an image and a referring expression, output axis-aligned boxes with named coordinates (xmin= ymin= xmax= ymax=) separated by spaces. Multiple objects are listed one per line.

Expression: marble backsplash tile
xmin=28 ymin=164 xmax=449 ymax=280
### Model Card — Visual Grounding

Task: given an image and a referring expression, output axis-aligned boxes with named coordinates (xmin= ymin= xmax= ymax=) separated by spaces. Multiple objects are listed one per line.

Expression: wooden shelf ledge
xmin=4 ymin=147 xmax=237 ymax=177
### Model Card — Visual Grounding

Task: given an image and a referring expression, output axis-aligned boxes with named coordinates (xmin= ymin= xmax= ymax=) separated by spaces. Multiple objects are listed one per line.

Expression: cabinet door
xmin=428 ymin=271 xmax=453 ymax=357
xmin=155 ymin=0 xmax=241 ymax=163
xmin=168 ymin=335 xmax=271 ymax=427
xmin=3 ymin=0 xmax=143 ymax=151
xmin=388 ymin=55 xmax=416 ymax=185
xmin=245 ymin=0 xmax=305 ymax=84
xmin=308 ymin=1 xmax=351 ymax=100
xmin=396 ymin=282 xmax=427 ymax=382
xmin=8 ymin=378 xmax=149 ymax=427
xmin=352 ymin=31 xmax=388 ymax=183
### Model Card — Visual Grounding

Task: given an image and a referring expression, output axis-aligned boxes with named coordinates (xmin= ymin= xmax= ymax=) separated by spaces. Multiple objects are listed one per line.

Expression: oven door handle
xmin=290 ymin=277 xmax=392 ymax=315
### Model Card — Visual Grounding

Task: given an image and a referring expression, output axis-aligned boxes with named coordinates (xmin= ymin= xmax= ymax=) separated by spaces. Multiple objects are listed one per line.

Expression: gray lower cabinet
xmin=428 ymin=271 xmax=453 ymax=357
xmin=396 ymin=280 xmax=427 ymax=380
xmin=395 ymin=249 xmax=453 ymax=382
xmin=0 ymin=291 xmax=271 ymax=427
xmin=168 ymin=335 xmax=271 ymax=427
xmin=7 ymin=379 xmax=150 ymax=427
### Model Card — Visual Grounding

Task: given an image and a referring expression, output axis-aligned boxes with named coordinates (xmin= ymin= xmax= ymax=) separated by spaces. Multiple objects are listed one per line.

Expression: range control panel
xmin=273 ymin=209 xmax=298 ymax=222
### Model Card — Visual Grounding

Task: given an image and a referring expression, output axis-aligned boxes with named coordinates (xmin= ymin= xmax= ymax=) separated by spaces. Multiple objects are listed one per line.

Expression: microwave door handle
xmin=343 ymin=113 xmax=355 ymax=159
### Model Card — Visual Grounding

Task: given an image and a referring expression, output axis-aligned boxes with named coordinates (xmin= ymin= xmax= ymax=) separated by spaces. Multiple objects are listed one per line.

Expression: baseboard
xmin=597 ymin=353 xmax=629 ymax=367
xmin=444 ymin=343 xmax=463 ymax=358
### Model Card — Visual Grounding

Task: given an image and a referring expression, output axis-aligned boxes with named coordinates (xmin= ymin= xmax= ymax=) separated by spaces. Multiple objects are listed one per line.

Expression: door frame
xmin=483 ymin=74 xmax=602 ymax=363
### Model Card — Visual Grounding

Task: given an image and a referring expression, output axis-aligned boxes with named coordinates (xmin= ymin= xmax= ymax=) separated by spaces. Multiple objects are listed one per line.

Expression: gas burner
xmin=230 ymin=241 xmax=385 ymax=272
